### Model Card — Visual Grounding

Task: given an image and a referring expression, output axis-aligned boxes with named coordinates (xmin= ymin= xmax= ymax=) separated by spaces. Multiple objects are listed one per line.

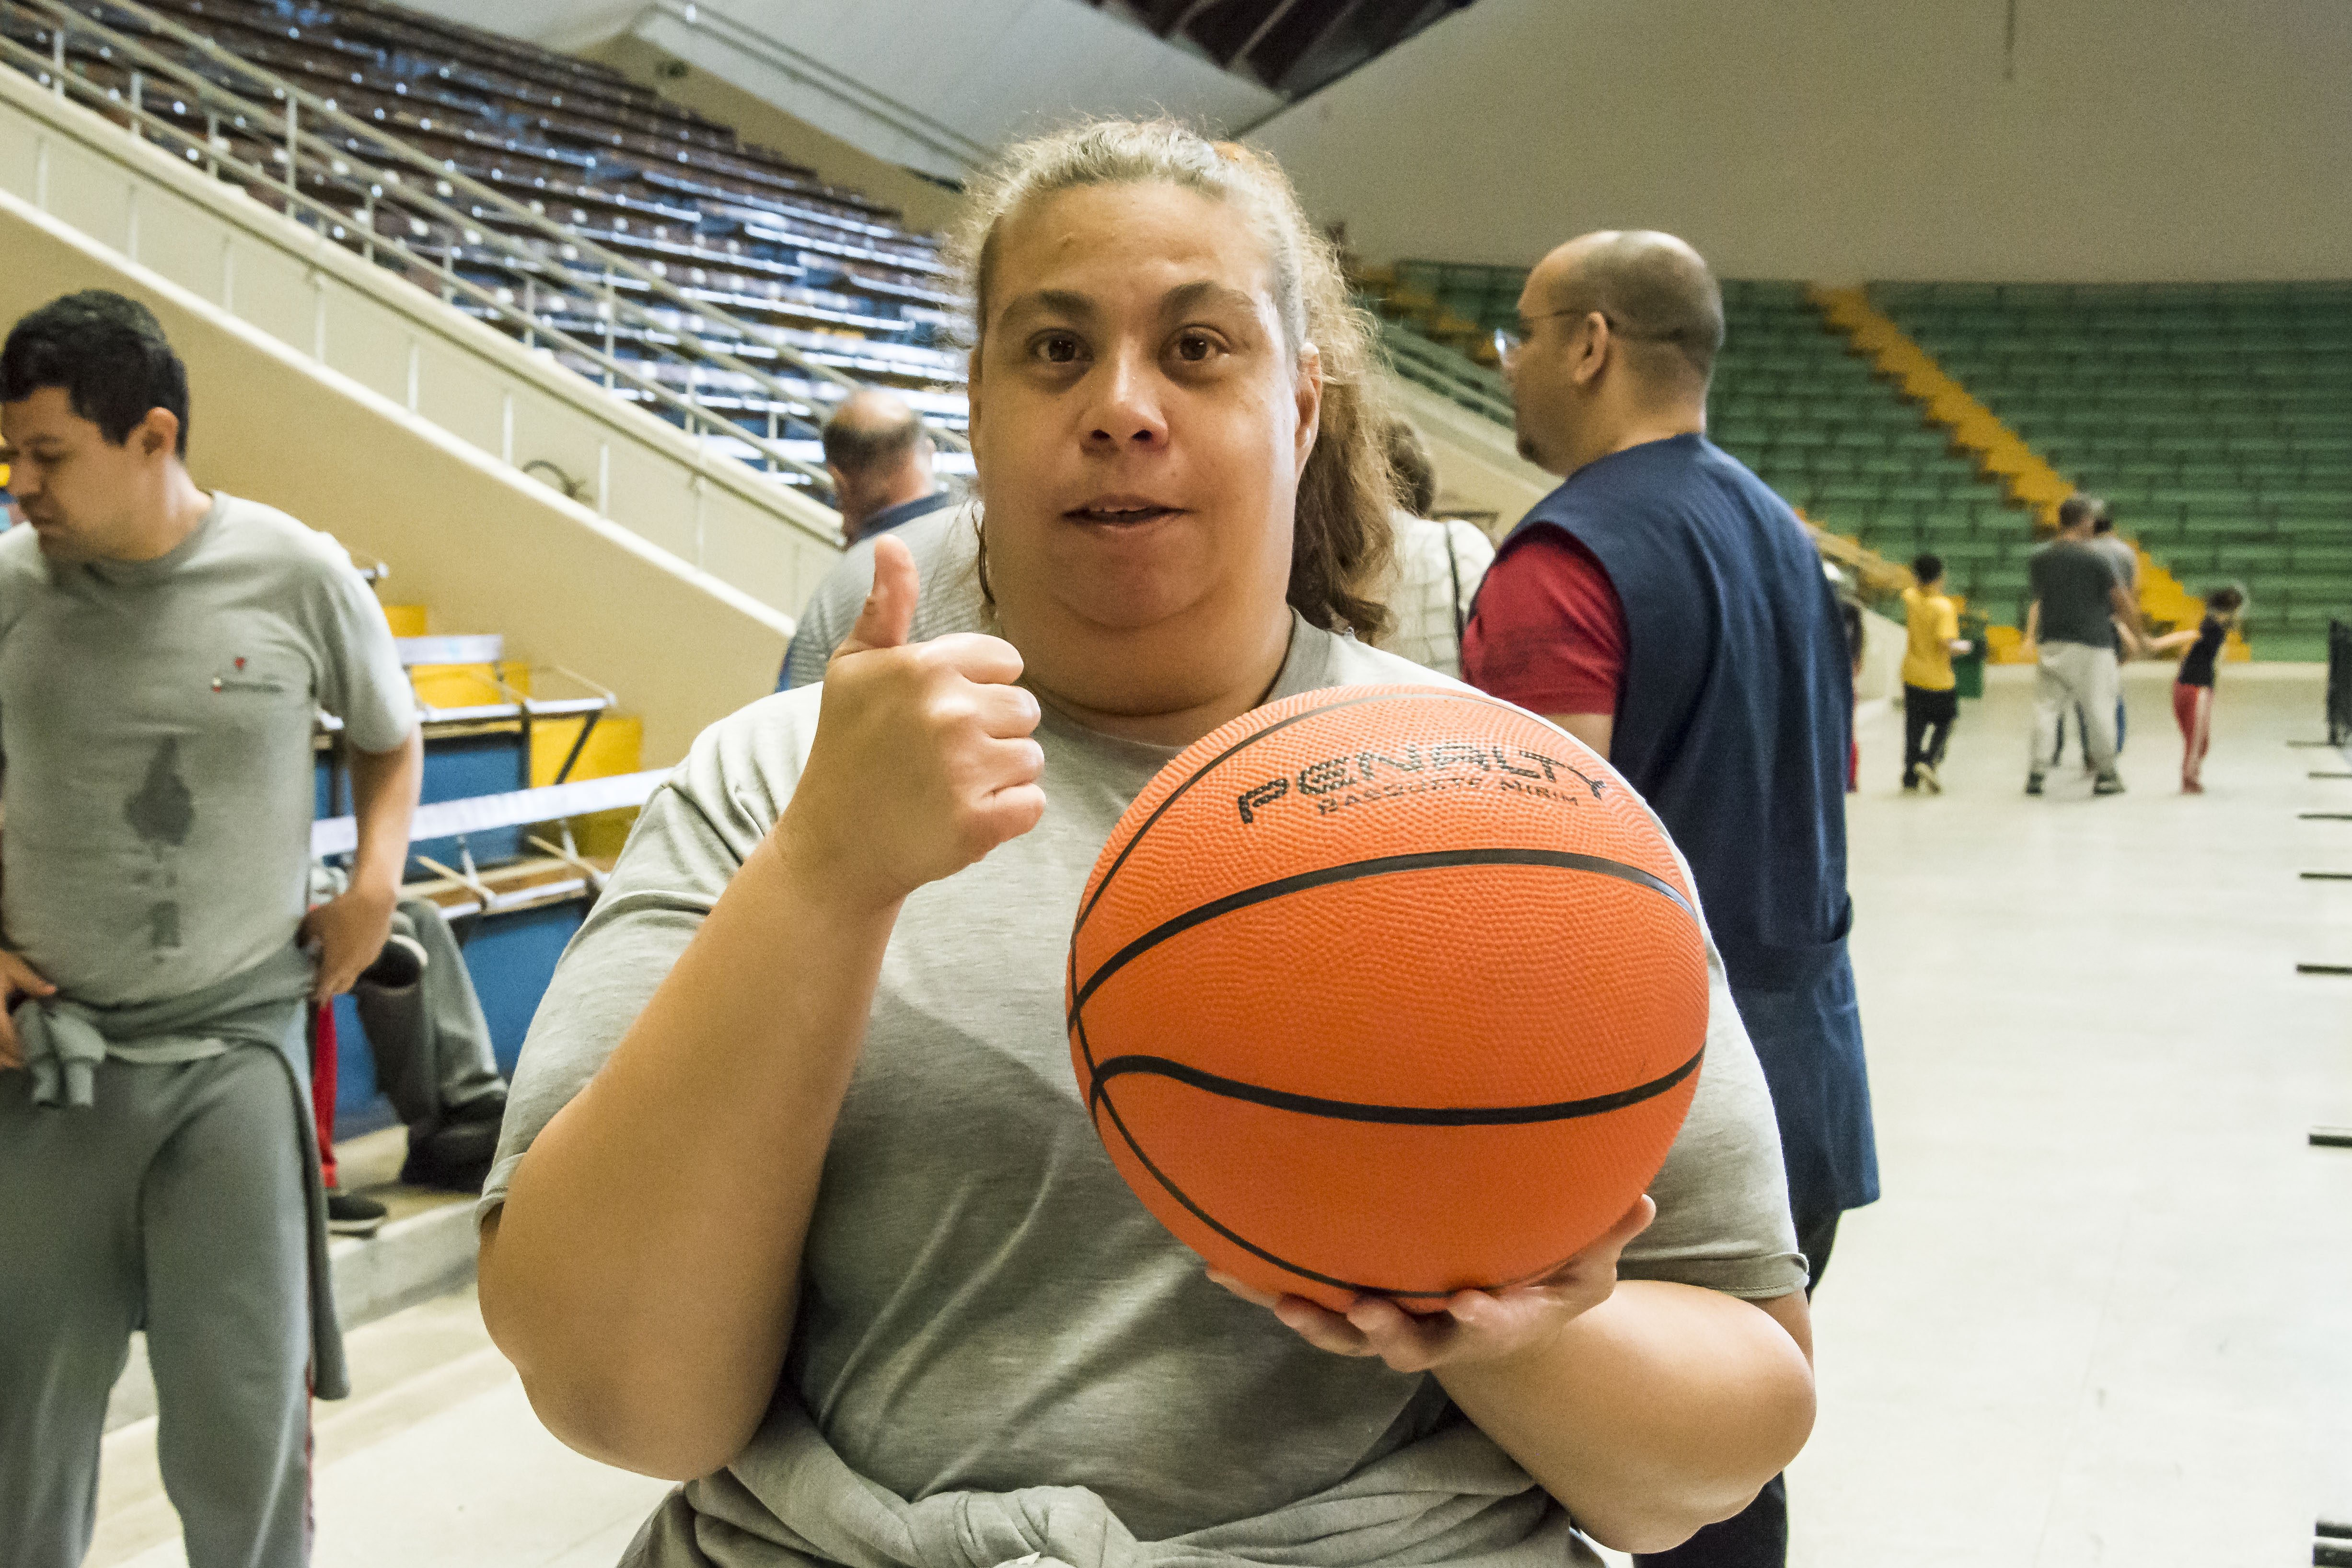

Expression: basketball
xmin=1066 ymin=684 xmax=1711 ymax=1311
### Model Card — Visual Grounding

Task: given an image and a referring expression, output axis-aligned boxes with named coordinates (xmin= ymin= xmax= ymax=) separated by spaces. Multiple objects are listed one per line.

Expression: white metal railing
xmin=0 ymin=0 xmax=971 ymax=479
xmin=0 ymin=15 xmax=868 ymax=616
xmin=637 ymin=0 xmax=990 ymax=178
xmin=1371 ymin=313 xmax=1515 ymax=428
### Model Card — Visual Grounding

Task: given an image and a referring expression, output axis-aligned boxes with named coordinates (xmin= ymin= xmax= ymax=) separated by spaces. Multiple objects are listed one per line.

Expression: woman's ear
xmin=1292 ymin=341 xmax=1323 ymax=471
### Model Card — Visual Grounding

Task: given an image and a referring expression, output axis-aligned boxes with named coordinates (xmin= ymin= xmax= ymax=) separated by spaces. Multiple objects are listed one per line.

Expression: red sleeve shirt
xmin=1460 ymin=531 xmax=1629 ymax=716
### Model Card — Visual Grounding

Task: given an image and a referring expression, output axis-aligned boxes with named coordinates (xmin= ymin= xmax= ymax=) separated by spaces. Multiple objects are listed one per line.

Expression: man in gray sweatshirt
xmin=0 ymin=291 xmax=420 ymax=1567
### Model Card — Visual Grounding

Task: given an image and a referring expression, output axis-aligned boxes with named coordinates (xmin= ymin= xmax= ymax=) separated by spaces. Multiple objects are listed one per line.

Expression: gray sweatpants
xmin=2033 ymin=641 xmax=2120 ymax=775
xmin=355 ymin=897 xmax=505 ymax=1138
xmin=0 ymin=1048 xmax=313 ymax=1568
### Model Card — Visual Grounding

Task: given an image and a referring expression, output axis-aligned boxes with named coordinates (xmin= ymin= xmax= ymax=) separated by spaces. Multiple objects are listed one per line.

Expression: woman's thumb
xmin=832 ymin=534 xmax=922 ymax=660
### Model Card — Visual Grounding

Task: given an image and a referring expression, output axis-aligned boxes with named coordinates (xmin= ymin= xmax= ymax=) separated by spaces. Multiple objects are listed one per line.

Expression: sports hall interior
xmin=0 ymin=0 xmax=2343 ymax=1562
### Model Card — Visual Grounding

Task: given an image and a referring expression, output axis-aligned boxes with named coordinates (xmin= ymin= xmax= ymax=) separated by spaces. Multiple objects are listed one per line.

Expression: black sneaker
xmin=2026 ymin=774 xmax=2045 ymax=796
xmin=328 ymin=1191 xmax=388 ymax=1238
xmin=2093 ymin=772 xmax=2126 ymax=796
xmin=400 ymin=1098 xmax=506 ymax=1193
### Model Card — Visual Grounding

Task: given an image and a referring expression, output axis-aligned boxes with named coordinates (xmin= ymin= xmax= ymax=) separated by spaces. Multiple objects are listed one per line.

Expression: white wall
xmin=1255 ymin=0 xmax=2352 ymax=281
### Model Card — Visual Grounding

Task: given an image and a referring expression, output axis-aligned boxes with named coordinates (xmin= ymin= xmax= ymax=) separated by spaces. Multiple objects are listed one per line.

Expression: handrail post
xmin=50 ymin=15 xmax=64 ymax=97
xmin=128 ymin=69 xmax=140 ymax=138
xmin=602 ymin=271 xmax=615 ymax=388
xmin=282 ymin=93 xmax=297 ymax=209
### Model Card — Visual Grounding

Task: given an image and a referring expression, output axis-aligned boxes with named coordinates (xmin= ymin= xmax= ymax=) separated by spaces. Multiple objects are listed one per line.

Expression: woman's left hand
xmin=1207 ymin=1194 xmax=1656 ymax=1374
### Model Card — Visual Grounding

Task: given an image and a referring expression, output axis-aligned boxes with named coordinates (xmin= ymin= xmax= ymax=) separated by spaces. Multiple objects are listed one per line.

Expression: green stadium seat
xmin=2278 ymin=494 xmax=2352 ymax=519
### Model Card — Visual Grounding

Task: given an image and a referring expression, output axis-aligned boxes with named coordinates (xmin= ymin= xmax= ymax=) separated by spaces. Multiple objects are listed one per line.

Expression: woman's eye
xmin=1037 ymin=333 xmax=1082 ymax=364
xmin=1173 ymin=332 xmax=1219 ymax=363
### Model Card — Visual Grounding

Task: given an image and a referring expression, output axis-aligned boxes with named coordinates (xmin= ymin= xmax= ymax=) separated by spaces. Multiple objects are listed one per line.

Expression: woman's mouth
xmin=1067 ymin=499 xmax=1182 ymax=526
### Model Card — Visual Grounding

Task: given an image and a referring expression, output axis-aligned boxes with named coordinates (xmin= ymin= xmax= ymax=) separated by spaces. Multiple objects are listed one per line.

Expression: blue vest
xmin=1489 ymin=434 xmax=1877 ymax=1220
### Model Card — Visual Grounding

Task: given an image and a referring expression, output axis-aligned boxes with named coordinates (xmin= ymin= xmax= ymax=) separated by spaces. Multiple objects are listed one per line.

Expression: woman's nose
xmin=1083 ymin=350 xmax=1169 ymax=449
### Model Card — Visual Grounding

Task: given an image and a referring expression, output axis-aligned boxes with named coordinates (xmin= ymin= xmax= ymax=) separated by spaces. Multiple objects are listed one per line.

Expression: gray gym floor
xmin=90 ymin=663 xmax=2349 ymax=1567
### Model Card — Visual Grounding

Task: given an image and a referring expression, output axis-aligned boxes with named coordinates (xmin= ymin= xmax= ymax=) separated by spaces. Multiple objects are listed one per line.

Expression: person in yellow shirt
xmin=1900 ymin=554 xmax=1973 ymax=792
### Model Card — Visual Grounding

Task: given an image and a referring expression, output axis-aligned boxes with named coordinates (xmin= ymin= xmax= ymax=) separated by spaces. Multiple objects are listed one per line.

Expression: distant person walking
xmin=1899 ymin=554 xmax=1971 ymax=792
xmin=2148 ymin=585 xmax=2245 ymax=793
xmin=2088 ymin=500 xmax=2137 ymax=753
xmin=1464 ymin=228 xmax=1869 ymax=1568
xmin=1375 ymin=417 xmax=1493 ymax=678
xmin=2025 ymin=495 xmax=2146 ymax=795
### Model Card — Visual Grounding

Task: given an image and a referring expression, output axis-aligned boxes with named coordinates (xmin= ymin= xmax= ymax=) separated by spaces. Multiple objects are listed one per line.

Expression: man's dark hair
xmin=2056 ymin=493 xmax=2098 ymax=529
xmin=1381 ymin=417 xmax=1437 ymax=517
xmin=2090 ymin=499 xmax=2116 ymax=534
xmin=1912 ymin=552 xmax=1945 ymax=585
xmin=2206 ymin=584 xmax=2246 ymax=614
xmin=820 ymin=393 xmax=923 ymax=476
xmin=0 ymin=291 xmax=189 ymax=456
xmin=1549 ymin=231 xmax=1726 ymax=384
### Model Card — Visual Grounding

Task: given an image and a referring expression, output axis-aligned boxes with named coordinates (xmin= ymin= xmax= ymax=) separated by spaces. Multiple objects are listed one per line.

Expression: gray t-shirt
xmin=781 ymin=501 xmax=986 ymax=689
xmin=0 ymin=493 xmax=415 ymax=1007
xmin=2090 ymin=533 xmax=2137 ymax=590
xmin=2028 ymin=538 xmax=2124 ymax=650
xmin=486 ymin=617 xmax=1802 ymax=1549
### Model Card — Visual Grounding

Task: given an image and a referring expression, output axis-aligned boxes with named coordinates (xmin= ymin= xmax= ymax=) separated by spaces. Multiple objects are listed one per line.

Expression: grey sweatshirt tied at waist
xmin=12 ymin=944 xmax=317 ymax=1109
xmin=631 ymin=1398 xmax=1593 ymax=1568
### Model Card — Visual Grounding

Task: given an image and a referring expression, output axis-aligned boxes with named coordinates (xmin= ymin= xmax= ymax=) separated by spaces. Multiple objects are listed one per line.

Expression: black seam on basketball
xmin=1070 ymin=847 xmax=1696 ymax=1022
xmin=1087 ymin=1044 xmax=1703 ymax=1127
xmin=1071 ymin=688 xmax=1532 ymax=938
xmin=1086 ymin=1062 xmax=1459 ymax=1299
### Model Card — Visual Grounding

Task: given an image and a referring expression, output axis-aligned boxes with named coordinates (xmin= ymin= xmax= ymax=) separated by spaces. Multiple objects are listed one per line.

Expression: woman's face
xmin=968 ymin=180 xmax=1321 ymax=719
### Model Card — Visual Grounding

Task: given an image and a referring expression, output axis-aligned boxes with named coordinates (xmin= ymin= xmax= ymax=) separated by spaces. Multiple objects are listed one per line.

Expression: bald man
xmin=779 ymin=392 xmax=959 ymax=689
xmin=822 ymin=390 xmax=949 ymax=547
xmin=1461 ymin=232 xmax=1874 ymax=1568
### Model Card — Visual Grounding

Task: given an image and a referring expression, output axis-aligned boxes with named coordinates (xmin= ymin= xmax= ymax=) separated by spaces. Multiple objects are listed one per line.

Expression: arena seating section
xmin=1 ymin=0 xmax=970 ymax=486
xmin=312 ymin=576 xmax=646 ymax=1124
xmin=1705 ymin=283 xmax=2028 ymax=617
xmin=1873 ymin=283 xmax=2352 ymax=661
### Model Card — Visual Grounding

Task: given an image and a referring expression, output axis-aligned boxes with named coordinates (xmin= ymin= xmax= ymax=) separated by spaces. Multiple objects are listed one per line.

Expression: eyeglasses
xmin=1494 ymin=309 xmax=1675 ymax=369
xmin=1492 ymin=308 xmax=1583 ymax=370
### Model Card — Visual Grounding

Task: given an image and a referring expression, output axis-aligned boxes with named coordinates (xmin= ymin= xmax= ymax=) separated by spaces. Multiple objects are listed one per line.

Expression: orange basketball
xmin=1066 ymin=684 xmax=1709 ymax=1312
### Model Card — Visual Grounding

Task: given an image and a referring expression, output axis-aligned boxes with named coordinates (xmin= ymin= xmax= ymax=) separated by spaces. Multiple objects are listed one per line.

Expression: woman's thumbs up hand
xmin=781 ymin=535 xmax=1046 ymax=905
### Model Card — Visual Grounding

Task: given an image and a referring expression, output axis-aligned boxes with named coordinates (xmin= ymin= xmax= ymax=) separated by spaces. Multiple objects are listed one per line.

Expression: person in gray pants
xmin=356 ymin=896 xmax=509 ymax=1190
xmin=2024 ymin=494 xmax=2147 ymax=795
xmin=0 ymin=292 xmax=419 ymax=1567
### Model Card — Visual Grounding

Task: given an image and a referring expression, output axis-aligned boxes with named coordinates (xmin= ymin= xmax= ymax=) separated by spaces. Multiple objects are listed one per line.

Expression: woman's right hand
xmin=784 ymin=534 xmax=1046 ymax=903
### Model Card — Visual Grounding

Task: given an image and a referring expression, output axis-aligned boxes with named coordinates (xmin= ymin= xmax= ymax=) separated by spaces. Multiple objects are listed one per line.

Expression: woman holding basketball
xmin=478 ymin=122 xmax=1815 ymax=1564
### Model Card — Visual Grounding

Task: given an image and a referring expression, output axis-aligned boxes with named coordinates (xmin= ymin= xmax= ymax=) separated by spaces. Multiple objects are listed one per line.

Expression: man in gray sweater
xmin=2025 ymin=494 xmax=2146 ymax=795
xmin=0 ymin=291 xmax=419 ymax=1567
